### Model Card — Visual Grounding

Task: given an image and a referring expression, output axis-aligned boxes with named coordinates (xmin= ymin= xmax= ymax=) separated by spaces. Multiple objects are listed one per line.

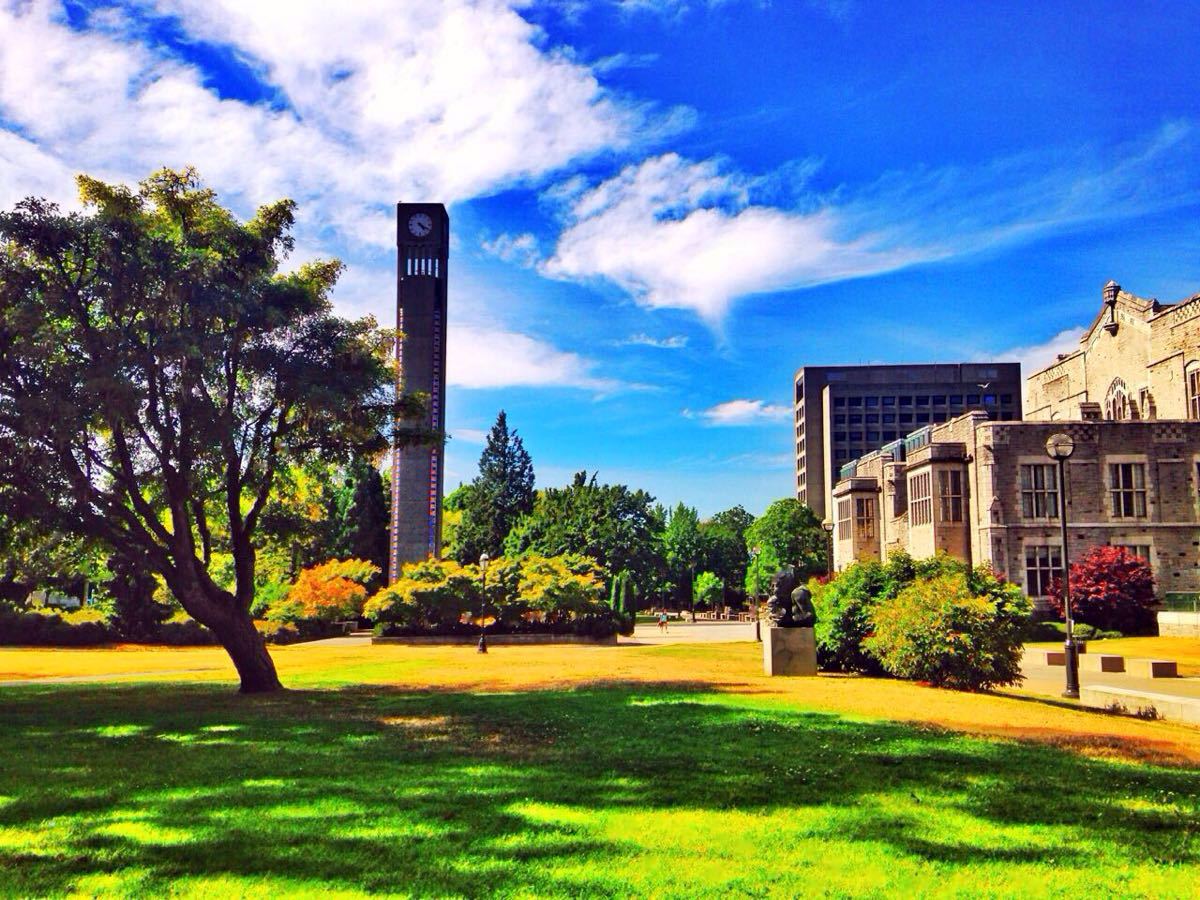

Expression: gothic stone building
xmin=831 ymin=280 xmax=1200 ymax=607
xmin=1026 ymin=280 xmax=1200 ymax=423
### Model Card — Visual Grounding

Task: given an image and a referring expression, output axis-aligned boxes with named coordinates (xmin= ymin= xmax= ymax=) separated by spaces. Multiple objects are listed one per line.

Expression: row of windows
xmin=832 ymin=410 xmax=1019 ymax=436
xmin=832 ymin=393 xmax=1012 ymax=409
xmin=1019 ymin=462 xmax=1149 ymax=520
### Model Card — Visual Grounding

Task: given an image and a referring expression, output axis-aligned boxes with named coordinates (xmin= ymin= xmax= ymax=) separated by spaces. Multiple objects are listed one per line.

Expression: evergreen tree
xmin=451 ymin=411 xmax=535 ymax=562
xmin=336 ymin=456 xmax=390 ymax=586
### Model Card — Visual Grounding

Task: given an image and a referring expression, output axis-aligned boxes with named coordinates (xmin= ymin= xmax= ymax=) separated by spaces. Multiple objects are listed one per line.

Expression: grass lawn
xmin=1 ymin=641 xmax=1199 ymax=896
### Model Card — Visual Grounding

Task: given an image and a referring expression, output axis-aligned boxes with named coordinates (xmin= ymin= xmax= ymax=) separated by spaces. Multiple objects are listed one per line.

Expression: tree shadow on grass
xmin=0 ymin=681 xmax=1197 ymax=896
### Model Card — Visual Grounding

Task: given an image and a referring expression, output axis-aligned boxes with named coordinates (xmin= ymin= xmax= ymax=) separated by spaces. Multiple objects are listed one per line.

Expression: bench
xmin=1024 ymin=648 xmax=1066 ymax=666
xmin=1079 ymin=686 xmax=1200 ymax=724
xmin=1079 ymin=654 xmax=1124 ymax=673
xmin=1126 ymin=658 xmax=1178 ymax=679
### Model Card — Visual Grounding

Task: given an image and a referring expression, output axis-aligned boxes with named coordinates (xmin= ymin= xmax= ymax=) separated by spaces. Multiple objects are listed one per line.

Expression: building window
xmin=865 ymin=396 xmax=879 ymax=407
xmin=916 ymin=413 xmax=930 ymax=424
xmin=915 ymin=396 xmax=930 ymax=406
xmin=882 ymin=396 xmax=896 ymax=407
xmin=983 ymin=394 xmax=997 ymax=405
xmin=836 ymin=498 xmax=852 ymax=540
xmin=848 ymin=396 xmax=863 ymax=407
xmin=1115 ymin=544 xmax=1151 ymax=562
xmin=849 ymin=414 xmax=863 ymax=424
xmin=834 ymin=397 xmax=846 ymax=408
xmin=1106 ymin=378 xmax=1131 ymax=420
xmin=967 ymin=394 xmax=980 ymax=404
xmin=938 ymin=469 xmax=963 ymax=522
xmin=1025 ymin=545 xmax=1062 ymax=597
xmin=1020 ymin=464 xmax=1058 ymax=518
xmin=1189 ymin=367 xmax=1200 ymax=420
xmin=899 ymin=396 xmax=913 ymax=407
xmin=949 ymin=394 xmax=963 ymax=405
xmin=855 ymin=497 xmax=875 ymax=538
xmin=1109 ymin=462 xmax=1147 ymax=518
xmin=910 ymin=472 xmax=932 ymax=526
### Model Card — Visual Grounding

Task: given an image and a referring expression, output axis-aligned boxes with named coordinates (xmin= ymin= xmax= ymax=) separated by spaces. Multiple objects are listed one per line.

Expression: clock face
xmin=408 ymin=212 xmax=433 ymax=238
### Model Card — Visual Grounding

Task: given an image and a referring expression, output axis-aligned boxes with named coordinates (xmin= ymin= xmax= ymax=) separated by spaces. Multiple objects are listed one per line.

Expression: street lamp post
xmin=689 ymin=562 xmax=696 ymax=623
xmin=478 ymin=552 xmax=490 ymax=654
xmin=750 ymin=546 xmax=761 ymax=642
xmin=822 ymin=520 xmax=835 ymax=576
xmin=1045 ymin=433 xmax=1079 ymax=699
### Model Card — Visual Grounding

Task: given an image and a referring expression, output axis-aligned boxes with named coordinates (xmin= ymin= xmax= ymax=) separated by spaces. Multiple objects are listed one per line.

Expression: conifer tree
xmin=450 ymin=411 xmax=535 ymax=562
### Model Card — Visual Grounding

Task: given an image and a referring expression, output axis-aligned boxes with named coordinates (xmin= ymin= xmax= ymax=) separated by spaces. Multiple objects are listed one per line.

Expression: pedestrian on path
xmin=657 ymin=610 xmax=669 ymax=633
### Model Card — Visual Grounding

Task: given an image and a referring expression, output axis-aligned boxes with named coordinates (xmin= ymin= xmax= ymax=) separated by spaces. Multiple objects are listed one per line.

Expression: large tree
xmin=504 ymin=471 xmax=664 ymax=593
xmin=449 ymin=410 xmax=535 ymax=563
xmin=0 ymin=169 xmax=413 ymax=691
xmin=662 ymin=503 xmax=704 ymax=615
xmin=745 ymin=499 xmax=828 ymax=578
xmin=700 ymin=505 xmax=754 ymax=604
xmin=335 ymin=455 xmax=390 ymax=588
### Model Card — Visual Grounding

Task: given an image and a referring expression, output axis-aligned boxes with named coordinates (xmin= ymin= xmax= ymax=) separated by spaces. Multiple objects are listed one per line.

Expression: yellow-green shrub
xmin=864 ymin=571 xmax=1029 ymax=690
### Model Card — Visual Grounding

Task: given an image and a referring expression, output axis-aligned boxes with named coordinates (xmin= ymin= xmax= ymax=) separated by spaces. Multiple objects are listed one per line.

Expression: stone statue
xmin=766 ymin=566 xmax=816 ymax=628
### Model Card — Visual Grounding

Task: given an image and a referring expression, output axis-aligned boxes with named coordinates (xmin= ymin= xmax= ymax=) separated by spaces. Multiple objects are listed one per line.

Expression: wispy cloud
xmin=686 ymin=399 xmax=791 ymax=426
xmin=448 ymin=323 xmax=617 ymax=393
xmin=481 ymin=232 xmax=541 ymax=268
xmin=999 ymin=327 xmax=1086 ymax=381
xmin=620 ymin=333 xmax=689 ymax=348
xmin=541 ymin=123 xmax=1200 ymax=323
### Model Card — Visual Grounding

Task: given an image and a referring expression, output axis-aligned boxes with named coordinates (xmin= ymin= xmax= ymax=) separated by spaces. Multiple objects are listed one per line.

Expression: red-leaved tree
xmin=1048 ymin=546 xmax=1156 ymax=634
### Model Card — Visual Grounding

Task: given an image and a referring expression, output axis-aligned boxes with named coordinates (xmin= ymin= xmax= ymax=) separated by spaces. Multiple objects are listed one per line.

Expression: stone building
xmin=793 ymin=363 xmax=1022 ymax=520
xmin=832 ymin=413 xmax=1200 ymax=607
xmin=1026 ymin=280 xmax=1200 ymax=423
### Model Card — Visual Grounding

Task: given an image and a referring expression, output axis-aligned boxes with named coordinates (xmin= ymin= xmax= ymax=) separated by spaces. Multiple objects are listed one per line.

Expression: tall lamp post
xmin=822 ymin=520 xmax=835 ymax=576
xmin=750 ymin=546 xmax=761 ymax=642
xmin=478 ymin=552 xmax=490 ymax=654
xmin=1045 ymin=433 xmax=1079 ymax=699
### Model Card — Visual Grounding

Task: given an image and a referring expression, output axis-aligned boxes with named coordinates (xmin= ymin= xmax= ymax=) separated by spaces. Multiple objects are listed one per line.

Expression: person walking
xmin=657 ymin=610 xmax=669 ymax=633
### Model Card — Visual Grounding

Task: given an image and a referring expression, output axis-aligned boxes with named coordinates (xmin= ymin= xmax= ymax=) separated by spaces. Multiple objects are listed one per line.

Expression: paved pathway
xmin=1016 ymin=657 xmax=1200 ymax=704
xmin=620 ymin=619 xmax=758 ymax=645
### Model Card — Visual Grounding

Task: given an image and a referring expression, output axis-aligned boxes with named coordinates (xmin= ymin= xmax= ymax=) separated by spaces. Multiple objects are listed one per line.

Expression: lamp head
xmin=479 ymin=552 xmax=490 ymax=572
xmin=1045 ymin=432 xmax=1075 ymax=461
xmin=822 ymin=520 xmax=834 ymax=534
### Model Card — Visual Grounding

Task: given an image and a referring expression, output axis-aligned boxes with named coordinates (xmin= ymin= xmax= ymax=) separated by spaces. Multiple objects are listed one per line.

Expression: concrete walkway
xmin=1016 ymin=657 xmax=1200 ymax=703
xmin=620 ymin=620 xmax=759 ymax=645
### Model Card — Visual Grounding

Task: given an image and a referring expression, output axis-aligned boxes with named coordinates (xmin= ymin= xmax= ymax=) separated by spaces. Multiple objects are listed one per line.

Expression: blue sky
xmin=2 ymin=1 xmax=1199 ymax=516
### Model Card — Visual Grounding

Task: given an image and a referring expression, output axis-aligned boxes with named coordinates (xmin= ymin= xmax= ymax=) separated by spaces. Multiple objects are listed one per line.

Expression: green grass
xmin=1 ymin=680 xmax=1198 ymax=897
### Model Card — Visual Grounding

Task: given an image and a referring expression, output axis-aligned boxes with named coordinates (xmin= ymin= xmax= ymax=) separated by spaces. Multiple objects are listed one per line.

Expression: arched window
xmin=1187 ymin=362 xmax=1200 ymax=420
xmin=1105 ymin=378 xmax=1130 ymax=421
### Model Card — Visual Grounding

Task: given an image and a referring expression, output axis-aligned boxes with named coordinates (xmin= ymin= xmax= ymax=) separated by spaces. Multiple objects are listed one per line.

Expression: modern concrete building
xmin=793 ymin=363 xmax=1022 ymax=520
xmin=389 ymin=203 xmax=450 ymax=582
xmin=1026 ymin=280 xmax=1200 ymax=423
xmin=831 ymin=280 xmax=1200 ymax=608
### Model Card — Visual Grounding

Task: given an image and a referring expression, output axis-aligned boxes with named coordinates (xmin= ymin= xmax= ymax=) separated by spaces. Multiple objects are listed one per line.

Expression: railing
xmin=1161 ymin=593 xmax=1200 ymax=612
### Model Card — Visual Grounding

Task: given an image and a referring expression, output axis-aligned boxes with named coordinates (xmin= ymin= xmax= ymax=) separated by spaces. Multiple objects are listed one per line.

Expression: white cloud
xmin=621 ymin=333 xmax=688 ymax=348
xmin=0 ymin=0 xmax=675 ymax=252
xmin=448 ymin=323 xmax=616 ymax=391
xmin=1001 ymin=327 xmax=1086 ymax=381
xmin=688 ymin=399 xmax=791 ymax=426
xmin=452 ymin=428 xmax=490 ymax=444
xmin=542 ymin=125 xmax=1200 ymax=322
xmin=481 ymin=232 xmax=541 ymax=267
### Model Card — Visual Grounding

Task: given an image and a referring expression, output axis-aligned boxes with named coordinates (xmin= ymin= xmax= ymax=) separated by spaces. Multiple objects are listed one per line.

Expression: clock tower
xmin=390 ymin=202 xmax=450 ymax=581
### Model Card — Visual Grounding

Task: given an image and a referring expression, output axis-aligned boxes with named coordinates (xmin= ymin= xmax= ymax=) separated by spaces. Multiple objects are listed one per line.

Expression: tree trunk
xmin=207 ymin=607 xmax=283 ymax=693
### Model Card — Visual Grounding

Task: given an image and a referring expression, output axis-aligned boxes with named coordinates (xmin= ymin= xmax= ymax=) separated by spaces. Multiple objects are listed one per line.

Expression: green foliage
xmin=693 ymin=571 xmax=723 ymax=609
xmin=0 ymin=515 xmax=104 ymax=607
xmin=504 ymin=471 xmax=665 ymax=597
xmin=744 ymin=545 xmax=781 ymax=597
xmin=267 ymin=558 xmax=380 ymax=625
xmin=699 ymin=507 xmax=752 ymax=603
xmin=449 ymin=411 xmax=536 ymax=563
xmin=0 ymin=604 xmax=115 ymax=646
xmin=745 ymin=499 xmax=828 ymax=577
xmin=103 ymin=553 xmax=169 ymax=639
xmin=811 ymin=559 xmax=894 ymax=674
xmin=864 ymin=569 xmax=1031 ymax=690
xmin=365 ymin=553 xmax=619 ymax=637
xmin=333 ymin=457 xmax=390 ymax=585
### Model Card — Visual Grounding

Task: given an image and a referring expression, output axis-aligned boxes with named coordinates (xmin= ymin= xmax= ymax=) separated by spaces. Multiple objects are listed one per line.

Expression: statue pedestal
xmin=763 ymin=627 xmax=817 ymax=676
